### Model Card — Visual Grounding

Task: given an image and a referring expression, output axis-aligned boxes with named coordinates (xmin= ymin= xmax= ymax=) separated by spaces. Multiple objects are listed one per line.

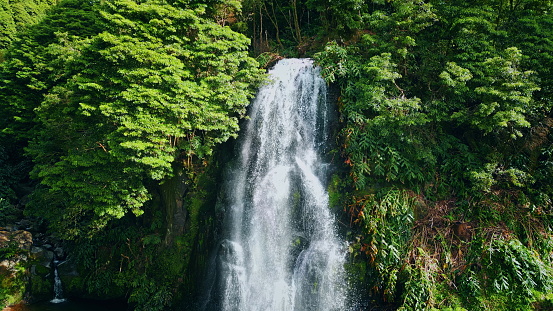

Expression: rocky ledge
xmin=0 ymin=226 xmax=68 ymax=309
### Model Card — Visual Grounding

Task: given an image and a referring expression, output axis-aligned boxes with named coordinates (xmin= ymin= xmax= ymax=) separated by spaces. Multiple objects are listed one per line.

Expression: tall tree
xmin=1 ymin=0 xmax=263 ymax=238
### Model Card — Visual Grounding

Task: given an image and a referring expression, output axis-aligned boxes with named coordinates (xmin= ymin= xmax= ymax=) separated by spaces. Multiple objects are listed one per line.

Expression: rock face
xmin=1 ymin=229 xmax=35 ymax=307
xmin=0 ymin=228 xmax=64 ymax=308
xmin=0 ymin=230 xmax=33 ymax=274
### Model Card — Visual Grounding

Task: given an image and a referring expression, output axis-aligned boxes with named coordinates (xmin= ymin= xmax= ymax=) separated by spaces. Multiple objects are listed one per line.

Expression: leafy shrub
xmin=0 ymin=198 xmax=19 ymax=225
xmin=348 ymin=189 xmax=415 ymax=303
xmin=459 ymin=238 xmax=553 ymax=310
xmin=399 ymin=250 xmax=435 ymax=311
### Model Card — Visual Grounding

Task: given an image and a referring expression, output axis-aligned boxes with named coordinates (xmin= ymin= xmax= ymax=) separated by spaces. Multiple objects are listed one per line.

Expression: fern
xmin=350 ymin=189 xmax=416 ymax=303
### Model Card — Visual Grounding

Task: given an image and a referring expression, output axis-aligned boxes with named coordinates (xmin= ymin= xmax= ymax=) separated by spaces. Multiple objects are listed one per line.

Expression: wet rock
xmin=0 ymin=231 xmax=33 ymax=272
xmin=0 ymin=232 xmax=8 ymax=245
xmin=15 ymin=219 xmax=33 ymax=231
xmin=0 ymin=230 xmax=33 ymax=275
xmin=1 ymin=224 xmax=16 ymax=231
xmin=30 ymin=263 xmax=50 ymax=276
xmin=30 ymin=246 xmax=42 ymax=254
xmin=57 ymin=258 xmax=79 ymax=277
xmin=53 ymin=247 xmax=65 ymax=260
xmin=32 ymin=248 xmax=54 ymax=269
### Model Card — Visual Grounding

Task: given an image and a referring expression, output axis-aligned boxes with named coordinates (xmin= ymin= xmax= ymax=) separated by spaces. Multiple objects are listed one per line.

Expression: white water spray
xmin=209 ymin=59 xmax=347 ymax=311
xmin=50 ymin=259 xmax=66 ymax=304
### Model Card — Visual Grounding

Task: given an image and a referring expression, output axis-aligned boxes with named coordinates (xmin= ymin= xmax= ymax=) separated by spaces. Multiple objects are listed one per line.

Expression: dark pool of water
xmin=5 ymin=299 xmax=128 ymax=311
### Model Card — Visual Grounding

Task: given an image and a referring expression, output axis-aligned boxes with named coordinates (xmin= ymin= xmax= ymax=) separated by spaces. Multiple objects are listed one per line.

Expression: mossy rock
xmin=32 ymin=264 xmax=49 ymax=276
xmin=28 ymin=273 xmax=52 ymax=303
xmin=64 ymin=276 xmax=85 ymax=296
xmin=0 ymin=266 xmax=26 ymax=308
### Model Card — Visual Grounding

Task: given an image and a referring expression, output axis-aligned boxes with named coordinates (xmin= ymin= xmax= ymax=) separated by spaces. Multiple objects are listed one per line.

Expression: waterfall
xmin=50 ymin=259 xmax=66 ymax=303
xmin=205 ymin=58 xmax=348 ymax=310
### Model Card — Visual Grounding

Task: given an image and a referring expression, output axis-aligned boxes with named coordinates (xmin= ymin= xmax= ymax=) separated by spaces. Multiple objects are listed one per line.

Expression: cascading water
xmin=50 ymin=259 xmax=66 ymax=303
xmin=205 ymin=58 xmax=348 ymax=310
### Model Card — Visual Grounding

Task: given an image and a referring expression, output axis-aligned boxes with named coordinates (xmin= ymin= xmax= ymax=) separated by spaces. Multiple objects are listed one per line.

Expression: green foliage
xmin=0 ymin=0 xmax=103 ymax=147
xmin=126 ymin=276 xmax=173 ymax=311
xmin=0 ymin=198 xmax=19 ymax=225
xmin=313 ymin=1 xmax=439 ymax=190
xmin=1 ymin=0 xmax=264 ymax=238
xmin=315 ymin=0 xmax=553 ymax=309
xmin=316 ymin=45 xmax=435 ymax=189
xmin=0 ymin=0 xmax=58 ymax=50
xmin=0 ymin=240 xmax=20 ymax=259
xmin=486 ymin=239 xmax=552 ymax=298
xmin=0 ymin=267 xmax=26 ymax=308
xmin=314 ymin=0 xmax=553 ymax=199
xmin=432 ymin=282 xmax=467 ymax=311
xmin=456 ymin=237 xmax=553 ymax=310
xmin=448 ymin=47 xmax=540 ymax=138
xmin=0 ymin=148 xmax=16 ymax=201
xmin=399 ymin=252 xmax=435 ymax=311
xmin=1 ymin=0 xmax=552 ymax=309
xmin=64 ymin=158 xmax=219 ymax=309
xmin=327 ymin=173 xmax=346 ymax=209
xmin=305 ymin=0 xmax=365 ymax=34
xmin=348 ymin=189 xmax=415 ymax=303
xmin=0 ymin=247 xmax=27 ymax=309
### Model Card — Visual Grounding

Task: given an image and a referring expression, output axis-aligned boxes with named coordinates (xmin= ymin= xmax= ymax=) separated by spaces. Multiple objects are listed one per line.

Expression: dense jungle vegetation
xmin=1 ymin=0 xmax=553 ymax=310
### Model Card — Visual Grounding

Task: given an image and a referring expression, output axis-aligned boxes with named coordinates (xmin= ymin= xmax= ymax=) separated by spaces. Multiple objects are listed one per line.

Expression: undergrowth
xmin=345 ymin=187 xmax=553 ymax=310
xmin=66 ymin=159 xmax=220 ymax=311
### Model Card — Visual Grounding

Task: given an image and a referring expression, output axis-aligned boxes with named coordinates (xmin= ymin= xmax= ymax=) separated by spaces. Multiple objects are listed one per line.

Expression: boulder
xmin=0 ymin=229 xmax=61 ymax=307
xmin=30 ymin=247 xmax=54 ymax=269
xmin=0 ymin=230 xmax=34 ymax=308
xmin=0 ymin=230 xmax=32 ymax=250
xmin=53 ymin=247 xmax=65 ymax=260
xmin=0 ymin=230 xmax=34 ymax=275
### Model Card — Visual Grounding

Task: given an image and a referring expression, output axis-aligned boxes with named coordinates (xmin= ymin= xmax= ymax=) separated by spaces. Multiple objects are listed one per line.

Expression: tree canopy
xmin=0 ymin=0 xmax=58 ymax=50
xmin=0 ymin=0 xmax=263 ymax=238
